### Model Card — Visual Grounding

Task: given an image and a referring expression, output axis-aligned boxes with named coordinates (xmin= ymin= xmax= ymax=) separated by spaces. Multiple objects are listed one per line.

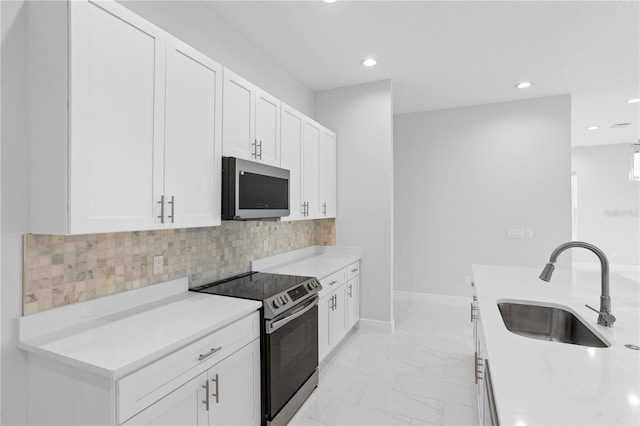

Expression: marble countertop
xmin=472 ymin=264 xmax=640 ymax=426
xmin=18 ymin=278 xmax=261 ymax=379
xmin=252 ymin=246 xmax=361 ymax=296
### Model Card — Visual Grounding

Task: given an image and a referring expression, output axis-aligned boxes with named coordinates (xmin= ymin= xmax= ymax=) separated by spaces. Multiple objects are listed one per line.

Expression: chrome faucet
xmin=539 ymin=241 xmax=616 ymax=327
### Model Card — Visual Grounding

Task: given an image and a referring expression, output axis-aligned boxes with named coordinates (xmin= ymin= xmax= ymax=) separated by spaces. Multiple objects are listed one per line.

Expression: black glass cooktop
xmin=191 ymin=272 xmax=314 ymax=301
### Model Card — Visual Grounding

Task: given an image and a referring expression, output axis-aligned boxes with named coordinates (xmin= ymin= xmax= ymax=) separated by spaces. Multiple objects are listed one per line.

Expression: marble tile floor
xmin=289 ymin=294 xmax=480 ymax=426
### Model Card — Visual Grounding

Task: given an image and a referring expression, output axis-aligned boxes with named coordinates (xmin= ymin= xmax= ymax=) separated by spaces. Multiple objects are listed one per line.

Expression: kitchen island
xmin=472 ymin=264 xmax=640 ymax=426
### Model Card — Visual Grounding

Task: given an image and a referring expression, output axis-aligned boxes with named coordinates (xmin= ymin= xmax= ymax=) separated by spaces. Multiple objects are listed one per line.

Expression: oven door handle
xmin=266 ymin=296 xmax=318 ymax=334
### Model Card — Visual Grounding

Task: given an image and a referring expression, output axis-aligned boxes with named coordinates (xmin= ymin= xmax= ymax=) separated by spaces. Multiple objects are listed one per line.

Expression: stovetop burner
xmin=191 ymin=272 xmax=322 ymax=319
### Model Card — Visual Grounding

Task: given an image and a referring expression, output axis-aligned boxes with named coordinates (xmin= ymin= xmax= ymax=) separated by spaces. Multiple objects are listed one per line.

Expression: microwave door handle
xmin=266 ymin=296 xmax=318 ymax=334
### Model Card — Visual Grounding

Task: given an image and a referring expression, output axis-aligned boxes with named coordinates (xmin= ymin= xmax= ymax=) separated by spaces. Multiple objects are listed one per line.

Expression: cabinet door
xmin=255 ymin=89 xmax=281 ymax=166
xmin=318 ymin=294 xmax=332 ymax=363
xmin=123 ymin=371 xmax=208 ymax=426
xmin=330 ymin=287 xmax=348 ymax=346
xmin=164 ymin=38 xmax=222 ymax=228
xmin=208 ymin=339 xmax=261 ymax=426
xmin=346 ymin=276 xmax=360 ymax=330
xmin=280 ymin=105 xmax=304 ymax=221
xmin=222 ymin=69 xmax=255 ymax=161
xmin=69 ymin=0 xmax=166 ymax=233
xmin=319 ymin=128 xmax=337 ymax=218
xmin=302 ymin=119 xmax=321 ymax=219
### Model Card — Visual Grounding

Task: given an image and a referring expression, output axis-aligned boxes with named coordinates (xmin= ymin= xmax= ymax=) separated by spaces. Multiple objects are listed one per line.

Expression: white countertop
xmin=472 ymin=264 xmax=640 ymax=426
xmin=18 ymin=278 xmax=261 ymax=379
xmin=252 ymin=245 xmax=361 ymax=280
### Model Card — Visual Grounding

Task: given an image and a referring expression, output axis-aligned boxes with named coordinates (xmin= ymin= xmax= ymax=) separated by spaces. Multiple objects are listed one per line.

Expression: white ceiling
xmin=205 ymin=1 xmax=639 ymax=147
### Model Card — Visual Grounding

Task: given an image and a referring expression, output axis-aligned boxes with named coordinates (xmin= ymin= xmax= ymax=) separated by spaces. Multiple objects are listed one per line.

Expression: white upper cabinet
xmin=280 ymin=104 xmax=304 ymax=221
xmin=222 ymin=70 xmax=255 ymax=161
xmin=223 ymin=69 xmax=281 ymax=167
xmin=28 ymin=0 xmax=223 ymax=234
xmin=319 ymin=128 xmax=337 ymax=218
xmin=163 ymin=37 xmax=223 ymax=229
xmin=255 ymin=89 xmax=281 ymax=166
xmin=68 ymin=0 xmax=167 ymax=233
xmin=301 ymin=118 xmax=321 ymax=219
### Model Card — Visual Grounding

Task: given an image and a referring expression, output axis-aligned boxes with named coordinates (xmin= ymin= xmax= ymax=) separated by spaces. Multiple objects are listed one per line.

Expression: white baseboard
xmin=394 ymin=290 xmax=470 ymax=306
xmin=357 ymin=318 xmax=395 ymax=333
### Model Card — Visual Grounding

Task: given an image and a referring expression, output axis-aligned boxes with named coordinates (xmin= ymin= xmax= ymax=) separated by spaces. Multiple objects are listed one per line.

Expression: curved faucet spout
xmin=539 ymin=241 xmax=614 ymax=327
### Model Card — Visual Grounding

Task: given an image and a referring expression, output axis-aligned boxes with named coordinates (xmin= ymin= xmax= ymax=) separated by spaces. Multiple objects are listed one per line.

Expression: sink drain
xmin=625 ymin=344 xmax=640 ymax=350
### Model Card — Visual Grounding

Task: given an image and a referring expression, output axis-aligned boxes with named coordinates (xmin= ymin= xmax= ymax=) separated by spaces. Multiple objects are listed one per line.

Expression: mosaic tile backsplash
xmin=23 ymin=219 xmax=335 ymax=315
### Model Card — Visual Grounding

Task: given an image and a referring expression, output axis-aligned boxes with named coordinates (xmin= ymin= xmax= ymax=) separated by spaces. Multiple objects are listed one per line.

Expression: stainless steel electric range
xmin=191 ymin=272 xmax=322 ymax=426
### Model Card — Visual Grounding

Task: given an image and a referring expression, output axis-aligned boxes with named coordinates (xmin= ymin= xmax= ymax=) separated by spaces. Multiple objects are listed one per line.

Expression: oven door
xmin=265 ymin=295 xmax=318 ymax=420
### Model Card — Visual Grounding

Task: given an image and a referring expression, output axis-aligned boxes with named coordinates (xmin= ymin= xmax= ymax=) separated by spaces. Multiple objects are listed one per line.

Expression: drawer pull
xmin=198 ymin=346 xmax=222 ymax=361
xmin=351 ymin=268 xmax=358 ymax=273
xmin=329 ymin=280 xmax=338 ymax=285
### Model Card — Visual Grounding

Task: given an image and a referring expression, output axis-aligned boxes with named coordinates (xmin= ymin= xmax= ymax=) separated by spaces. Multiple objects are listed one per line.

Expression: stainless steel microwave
xmin=222 ymin=157 xmax=290 ymax=220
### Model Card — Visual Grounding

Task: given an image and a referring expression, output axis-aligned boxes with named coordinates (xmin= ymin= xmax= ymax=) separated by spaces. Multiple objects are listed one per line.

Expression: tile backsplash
xmin=23 ymin=219 xmax=335 ymax=315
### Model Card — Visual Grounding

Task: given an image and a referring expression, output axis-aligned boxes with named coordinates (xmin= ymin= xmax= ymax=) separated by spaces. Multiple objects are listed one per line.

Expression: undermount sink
xmin=497 ymin=301 xmax=610 ymax=348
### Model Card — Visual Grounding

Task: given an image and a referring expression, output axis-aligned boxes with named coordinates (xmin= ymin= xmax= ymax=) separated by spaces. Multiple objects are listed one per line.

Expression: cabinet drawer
xmin=346 ymin=261 xmax=360 ymax=280
xmin=320 ymin=268 xmax=346 ymax=290
xmin=117 ymin=311 xmax=260 ymax=424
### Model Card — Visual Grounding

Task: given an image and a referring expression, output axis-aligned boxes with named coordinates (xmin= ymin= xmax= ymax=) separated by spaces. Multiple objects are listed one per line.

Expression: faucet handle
xmin=585 ymin=304 xmax=616 ymax=326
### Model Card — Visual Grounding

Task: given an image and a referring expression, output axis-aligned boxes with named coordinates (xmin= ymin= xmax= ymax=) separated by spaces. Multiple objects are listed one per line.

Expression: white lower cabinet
xmin=123 ymin=371 xmax=208 ymax=426
xmin=23 ymin=311 xmax=261 ymax=426
xmin=346 ymin=276 xmax=360 ymax=330
xmin=208 ymin=338 xmax=261 ymax=426
xmin=318 ymin=261 xmax=360 ymax=363
xmin=124 ymin=338 xmax=260 ymax=426
xmin=472 ymin=285 xmax=499 ymax=426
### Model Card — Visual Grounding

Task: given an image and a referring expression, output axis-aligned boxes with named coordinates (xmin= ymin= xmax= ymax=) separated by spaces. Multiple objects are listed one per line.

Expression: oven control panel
xmin=264 ymin=278 xmax=322 ymax=319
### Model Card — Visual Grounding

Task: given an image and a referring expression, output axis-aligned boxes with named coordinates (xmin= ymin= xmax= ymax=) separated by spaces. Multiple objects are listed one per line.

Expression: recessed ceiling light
xmin=322 ymin=0 xmax=337 ymax=3
xmin=362 ymin=58 xmax=377 ymax=67
xmin=587 ymin=126 xmax=600 ymax=131
xmin=627 ymin=98 xmax=640 ymax=104
xmin=515 ymin=81 xmax=532 ymax=89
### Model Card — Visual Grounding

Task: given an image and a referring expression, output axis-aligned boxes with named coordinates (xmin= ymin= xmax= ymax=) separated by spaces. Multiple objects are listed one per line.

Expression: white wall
xmin=572 ymin=144 xmax=640 ymax=280
xmin=119 ymin=0 xmax=314 ymax=117
xmin=394 ymin=96 xmax=572 ymax=297
xmin=1 ymin=1 xmax=29 ymax=424
xmin=315 ymin=80 xmax=395 ymax=331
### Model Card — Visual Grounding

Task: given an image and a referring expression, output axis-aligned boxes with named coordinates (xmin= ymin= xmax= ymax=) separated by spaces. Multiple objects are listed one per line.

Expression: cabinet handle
xmin=475 ymin=354 xmax=484 ymax=383
xmin=474 ymin=352 xmax=478 ymax=384
xmin=157 ymin=195 xmax=165 ymax=224
xmin=198 ymin=346 xmax=222 ymax=361
xmin=348 ymin=284 xmax=352 ymax=297
xmin=212 ymin=373 xmax=220 ymax=403
xmin=202 ymin=380 xmax=209 ymax=411
xmin=305 ymin=202 xmax=309 ymax=216
xmin=168 ymin=196 xmax=175 ymax=224
xmin=351 ymin=268 xmax=358 ymax=273
xmin=252 ymin=139 xmax=257 ymax=159
xmin=258 ymin=140 xmax=263 ymax=160
xmin=334 ymin=294 xmax=337 ymax=310
xmin=329 ymin=280 xmax=338 ymax=286
xmin=470 ymin=303 xmax=477 ymax=322
xmin=322 ymin=202 xmax=327 ymax=215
